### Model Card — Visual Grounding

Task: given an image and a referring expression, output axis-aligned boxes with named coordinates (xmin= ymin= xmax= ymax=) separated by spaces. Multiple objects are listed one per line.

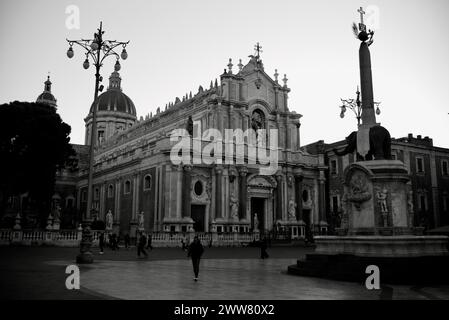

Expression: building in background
xmin=304 ymin=134 xmax=449 ymax=232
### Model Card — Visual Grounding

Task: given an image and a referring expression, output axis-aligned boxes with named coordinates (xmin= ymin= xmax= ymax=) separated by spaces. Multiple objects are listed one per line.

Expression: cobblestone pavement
xmin=1 ymin=246 xmax=449 ymax=300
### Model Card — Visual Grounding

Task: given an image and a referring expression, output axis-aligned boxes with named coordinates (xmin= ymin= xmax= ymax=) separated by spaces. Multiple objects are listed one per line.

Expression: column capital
xmin=238 ymin=166 xmax=248 ymax=176
xmin=215 ymin=165 xmax=223 ymax=175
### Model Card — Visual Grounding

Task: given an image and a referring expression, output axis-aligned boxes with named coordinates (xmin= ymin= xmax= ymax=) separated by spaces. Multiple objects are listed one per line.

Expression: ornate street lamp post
xmin=339 ymin=86 xmax=381 ymax=127
xmin=66 ymin=22 xmax=129 ymax=263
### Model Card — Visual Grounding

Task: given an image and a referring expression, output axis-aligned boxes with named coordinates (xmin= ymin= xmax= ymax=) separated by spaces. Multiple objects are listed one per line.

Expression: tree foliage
xmin=0 ymin=101 xmax=75 ymax=220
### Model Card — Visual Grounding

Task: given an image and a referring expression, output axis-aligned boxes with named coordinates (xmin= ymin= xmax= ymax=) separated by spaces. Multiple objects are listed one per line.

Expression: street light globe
xmin=67 ymin=47 xmax=74 ymax=58
xmin=114 ymin=60 xmax=121 ymax=71
xmin=90 ymin=41 xmax=99 ymax=51
xmin=121 ymin=48 xmax=128 ymax=60
xmin=83 ymin=58 xmax=90 ymax=69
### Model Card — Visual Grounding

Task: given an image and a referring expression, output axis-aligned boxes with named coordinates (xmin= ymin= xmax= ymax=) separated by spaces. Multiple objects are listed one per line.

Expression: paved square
xmin=1 ymin=246 xmax=449 ymax=300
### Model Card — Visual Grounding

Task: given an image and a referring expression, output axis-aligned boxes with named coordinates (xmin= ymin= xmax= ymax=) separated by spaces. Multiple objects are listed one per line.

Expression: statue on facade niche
xmin=137 ymin=211 xmax=145 ymax=230
xmin=230 ymin=195 xmax=239 ymax=220
xmin=254 ymin=214 xmax=259 ymax=231
xmin=288 ymin=200 xmax=297 ymax=221
xmin=106 ymin=210 xmax=113 ymax=230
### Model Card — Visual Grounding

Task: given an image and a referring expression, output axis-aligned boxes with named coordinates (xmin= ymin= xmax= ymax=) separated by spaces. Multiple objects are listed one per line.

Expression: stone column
xmin=132 ymin=175 xmax=138 ymax=220
xmin=135 ymin=173 xmax=141 ymax=218
xmin=215 ymin=166 xmax=223 ymax=219
xmin=154 ymin=167 xmax=159 ymax=231
xmin=296 ymin=123 xmax=301 ymax=150
xmin=224 ymin=168 xmax=229 ymax=219
xmin=99 ymin=182 xmax=106 ymax=219
xmin=318 ymin=170 xmax=327 ymax=231
xmin=238 ymin=167 xmax=248 ymax=220
xmin=276 ymin=175 xmax=283 ymax=221
xmin=176 ymin=165 xmax=183 ymax=219
xmin=182 ymin=165 xmax=192 ymax=218
xmin=295 ymin=175 xmax=304 ymax=222
xmin=116 ymin=179 xmax=121 ymax=221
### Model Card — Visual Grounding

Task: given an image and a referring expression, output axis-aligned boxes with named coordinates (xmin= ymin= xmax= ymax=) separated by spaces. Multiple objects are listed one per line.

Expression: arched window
xmin=107 ymin=184 xmax=114 ymax=198
xmin=144 ymin=175 xmax=152 ymax=190
xmin=124 ymin=180 xmax=131 ymax=194
xmin=250 ymin=109 xmax=265 ymax=131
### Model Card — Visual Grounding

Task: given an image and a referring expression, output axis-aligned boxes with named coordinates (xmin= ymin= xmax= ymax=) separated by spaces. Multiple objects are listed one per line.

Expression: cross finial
xmin=274 ymin=69 xmax=279 ymax=83
xmin=254 ymin=42 xmax=262 ymax=59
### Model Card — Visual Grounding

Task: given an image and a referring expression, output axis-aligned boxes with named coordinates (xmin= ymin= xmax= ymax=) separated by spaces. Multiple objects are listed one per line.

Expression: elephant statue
xmin=333 ymin=125 xmax=391 ymax=161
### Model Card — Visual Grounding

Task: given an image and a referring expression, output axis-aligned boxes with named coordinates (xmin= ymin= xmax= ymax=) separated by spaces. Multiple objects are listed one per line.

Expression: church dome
xmin=89 ymin=71 xmax=136 ymax=116
xmin=36 ymin=75 xmax=57 ymax=107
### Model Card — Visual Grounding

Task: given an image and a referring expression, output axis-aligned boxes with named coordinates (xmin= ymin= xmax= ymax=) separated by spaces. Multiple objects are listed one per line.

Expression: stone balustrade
xmin=0 ymin=229 xmax=260 ymax=248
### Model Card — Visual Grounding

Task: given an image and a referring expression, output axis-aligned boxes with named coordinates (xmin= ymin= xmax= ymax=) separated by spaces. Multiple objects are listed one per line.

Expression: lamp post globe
xmin=67 ymin=47 xmax=74 ymax=58
xmin=114 ymin=60 xmax=121 ymax=71
xmin=90 ymin=41 xmax=99 ymax=51
xmin=121 ymin=48 xmax=128 ymax=60
xmin=83 ymin=58 xmax=90 ymax=69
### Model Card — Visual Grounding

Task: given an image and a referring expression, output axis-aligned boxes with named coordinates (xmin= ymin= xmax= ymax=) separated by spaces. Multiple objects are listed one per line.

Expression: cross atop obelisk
xmin=357 ymin=7 xmax=366 ymax=31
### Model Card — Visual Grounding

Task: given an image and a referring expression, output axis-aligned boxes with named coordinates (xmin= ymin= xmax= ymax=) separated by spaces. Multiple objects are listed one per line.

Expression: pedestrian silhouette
xmin=99 ymin=232 xmax=105 ymax=254
xmin=187 ymin=236 xmax=204 ymax=281
xmin=260 ymin=237 xmax=269 ymax=259
xmin=146 ymin=233 xmax=153 ymax=250
xmin=137 ymin=232 xmax=148 ymax=258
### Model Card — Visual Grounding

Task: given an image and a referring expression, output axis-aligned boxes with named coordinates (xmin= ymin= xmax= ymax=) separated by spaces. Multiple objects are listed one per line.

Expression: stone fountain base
xmin=288 ymin=237 xmax=449 ymax=284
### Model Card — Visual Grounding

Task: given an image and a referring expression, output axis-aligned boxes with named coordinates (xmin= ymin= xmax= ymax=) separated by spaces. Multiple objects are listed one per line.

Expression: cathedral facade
xmin=73 ymin=51 xmax=328 ymax=237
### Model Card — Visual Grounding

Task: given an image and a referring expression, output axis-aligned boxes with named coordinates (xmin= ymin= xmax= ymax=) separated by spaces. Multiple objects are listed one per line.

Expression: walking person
xmin=146 ymin=233 xmax=153 ymax=250
xmin=137 ymin=232 xmax=148 ymax=258
xmin=187 ymin=236 xmax=204 ymax=281
xmin=99 ymin=232 xmax=105 ymax=255
xmin=260 ymin=237 xmax=269 ymax=259
xmin=124 ymin=233 xmax=130 ymax=249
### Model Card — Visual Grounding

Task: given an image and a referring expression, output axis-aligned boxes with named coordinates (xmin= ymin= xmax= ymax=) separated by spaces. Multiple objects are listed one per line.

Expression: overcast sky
xmin=1 ymin=0 xmax=448 ymax=148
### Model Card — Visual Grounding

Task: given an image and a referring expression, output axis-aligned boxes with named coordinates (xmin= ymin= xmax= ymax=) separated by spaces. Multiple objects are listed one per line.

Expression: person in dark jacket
xmin=146 ymin=233 xmax=153 ymax=250
xmin=137 ymin=232 xmax=148 ymax=258
xmin=99 ymin=232 xmax=105 ymax=254
xmin=124 ymin=233 xmax=130 ymax=249
xmin=260 ymin=237 xmax=269 ymax=259
xmin=187 ymin=236 xmax=204 ymax=281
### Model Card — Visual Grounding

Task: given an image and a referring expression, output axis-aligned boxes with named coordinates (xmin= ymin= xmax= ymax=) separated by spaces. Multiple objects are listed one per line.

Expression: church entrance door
xmin=191 ymin=205 xmax=205 ymax=232
xmin=251 ymin=197 xmax=265 ymax=232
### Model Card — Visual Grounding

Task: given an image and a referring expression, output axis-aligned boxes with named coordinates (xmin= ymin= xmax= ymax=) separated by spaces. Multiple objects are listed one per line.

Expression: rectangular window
xmin=330 ymin=159 xmax=338 ymax=175
xmin=442 ymin=160 xmax=448 ymax=176
xmin=416 ymin=157 xmax=424 ymax=173
xmin=391 ymin=152 xmax=397 ymax=160
xmin=332 ymin=196 xmax=339 ymax=213
xmin=419 ymin=195 xmax=427 ymax=211
xmin=442 ymin=196 xmax=448 ymax=212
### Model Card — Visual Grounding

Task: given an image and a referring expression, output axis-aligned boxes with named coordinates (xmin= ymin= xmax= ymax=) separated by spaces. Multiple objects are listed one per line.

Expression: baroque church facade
xmin=69 ymin=50 xmax=328 ymax=237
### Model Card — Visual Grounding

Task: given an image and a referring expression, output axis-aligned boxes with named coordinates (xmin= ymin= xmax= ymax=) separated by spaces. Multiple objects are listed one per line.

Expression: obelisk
xmin=355 ymin=7 xmax=377 ymax=158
